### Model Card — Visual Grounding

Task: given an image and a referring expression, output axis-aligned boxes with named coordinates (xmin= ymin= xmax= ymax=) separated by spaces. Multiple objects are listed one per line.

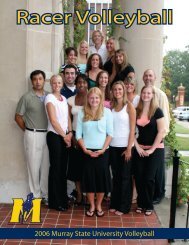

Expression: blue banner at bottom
xmin=0 ymin=228 xmax=189 ymax=239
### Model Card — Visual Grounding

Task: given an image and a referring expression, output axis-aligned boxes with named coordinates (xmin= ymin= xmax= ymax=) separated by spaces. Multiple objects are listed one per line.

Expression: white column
xmin=0 ymin=0 xmax=64 ymax=202
xmin=51 ymin=0 xmax=64 ymax=74
xmin=113 ymin=0 xmax=164 ymax=91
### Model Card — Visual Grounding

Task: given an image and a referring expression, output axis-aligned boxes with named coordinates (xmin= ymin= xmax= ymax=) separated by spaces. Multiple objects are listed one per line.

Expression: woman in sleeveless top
xmin=124 ymin=73 xmax=140 ymax=108
xmin=124 ymin=72 xmax=140 ymax=204
xmin=67 ymin=74 xmax=88 ymax=205
xmin=133 ymin=85 xmax=165 ymax=216
xmin=109 ymin=81 xmax=136 ymax=215
xmin=45 ymin=75 xmax=72 ymax=211
xmin=77 ymin=40 xmax=89 ymax=74
xmin=86 ymin=53 xmax=103 ymax=89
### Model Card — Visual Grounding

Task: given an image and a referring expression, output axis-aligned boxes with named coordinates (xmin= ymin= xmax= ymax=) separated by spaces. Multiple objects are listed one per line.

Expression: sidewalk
xmin=154 ymin=197 xmax=188 ymax=244
xmin=176 ymin=120 xmax=189 ymax=129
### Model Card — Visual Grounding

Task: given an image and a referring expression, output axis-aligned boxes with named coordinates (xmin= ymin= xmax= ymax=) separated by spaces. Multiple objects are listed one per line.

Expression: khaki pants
xmin=24 ymin=130 xmax=49 ymax=199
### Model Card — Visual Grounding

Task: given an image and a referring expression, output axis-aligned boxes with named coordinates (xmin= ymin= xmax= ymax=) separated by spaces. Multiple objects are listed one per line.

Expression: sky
xmin=163 ymin=0 xmax=189 ymax=53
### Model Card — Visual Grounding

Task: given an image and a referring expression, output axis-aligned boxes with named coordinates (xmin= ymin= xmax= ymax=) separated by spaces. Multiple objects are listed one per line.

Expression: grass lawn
xmin=175 ymin=123 xmax=189 ymax=134
xmin=180 ymin=156 xmax=189 ymax=163
xmin=177 ymin=137 xmax=189 ymax=151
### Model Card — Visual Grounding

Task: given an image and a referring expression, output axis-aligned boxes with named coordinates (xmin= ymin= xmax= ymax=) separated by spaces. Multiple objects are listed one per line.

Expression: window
xmin=90 ymin=7 xmax=95 ymax=30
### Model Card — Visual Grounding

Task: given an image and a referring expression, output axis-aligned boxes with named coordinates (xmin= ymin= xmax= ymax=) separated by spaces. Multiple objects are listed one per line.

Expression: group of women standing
xmin=44 ymin=29 xmax=165 ymax=218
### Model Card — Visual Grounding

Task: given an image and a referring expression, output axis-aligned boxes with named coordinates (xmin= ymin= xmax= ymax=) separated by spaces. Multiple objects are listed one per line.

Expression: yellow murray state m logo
xmin=10 ymin=193 xmax=42 ymax=223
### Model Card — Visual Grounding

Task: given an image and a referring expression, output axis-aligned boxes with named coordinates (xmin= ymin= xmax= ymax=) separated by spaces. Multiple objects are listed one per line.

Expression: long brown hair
xmin=96 ymin=71 xmax=111 ymax=101
xmin=115 ymin=49 xmax=128 ymax=72
xmin=136 ymin=85 xmax=158 ymax=119
xmin=86 ymin=53 xmax=103 ymax=73
xmin=83 ymin=87 xmax=104 ymax=121
xmin=111 ymin=81 xmax=128 ymax=109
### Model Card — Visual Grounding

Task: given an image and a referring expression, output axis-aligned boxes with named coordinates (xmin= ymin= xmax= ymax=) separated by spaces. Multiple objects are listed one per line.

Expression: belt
xmin=26 ymin=127 xmax=47 ymax=132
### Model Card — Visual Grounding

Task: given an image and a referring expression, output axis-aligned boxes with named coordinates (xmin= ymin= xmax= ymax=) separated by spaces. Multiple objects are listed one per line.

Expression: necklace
xmin=54 ymin=94 xmax=63 ymax=101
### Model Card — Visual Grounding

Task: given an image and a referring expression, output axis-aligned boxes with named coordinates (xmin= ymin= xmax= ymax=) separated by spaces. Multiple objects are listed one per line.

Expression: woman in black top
xmin=103 ymin=37 xmax=119 ymax=76
xmin=133 ymin=85 xmax=165 ymax=216
xmin=111 ymin=49 xmax=134 ymax=85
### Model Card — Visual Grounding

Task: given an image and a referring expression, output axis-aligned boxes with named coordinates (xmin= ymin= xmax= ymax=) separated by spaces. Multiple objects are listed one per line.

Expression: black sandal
xmin=135 ymin=207 xmax=143 ymax=214
xmin=145 ymin=210 xmax=153 ymax=216
xmin=96 ymin=210 xmax=105 ymax=217
xmin=86 ymin=210 xmax=95 ymax=217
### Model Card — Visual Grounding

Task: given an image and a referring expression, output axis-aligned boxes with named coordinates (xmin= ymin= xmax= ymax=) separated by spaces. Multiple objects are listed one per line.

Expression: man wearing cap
xmin=15 ymin=70 xmax=49 ymax=204
xmin=143 ymin=69 xmax=170 ymax=204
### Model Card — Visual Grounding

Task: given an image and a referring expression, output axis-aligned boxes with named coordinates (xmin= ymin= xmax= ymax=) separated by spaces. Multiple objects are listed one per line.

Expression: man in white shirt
xmin=90 ymin=30 xmax=108 ymax=64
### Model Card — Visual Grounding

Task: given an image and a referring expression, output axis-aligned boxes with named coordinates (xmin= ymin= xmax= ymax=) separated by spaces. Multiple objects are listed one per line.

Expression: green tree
xmin=63 ymin=0 xmax=87 ymax=50
xmin=63 ymin=1 xmax=72 ymax=49
xmin=163 ymin=46 xmax=189 ymax=102
xmin=73 ymin=0 xmax=87 ymax=48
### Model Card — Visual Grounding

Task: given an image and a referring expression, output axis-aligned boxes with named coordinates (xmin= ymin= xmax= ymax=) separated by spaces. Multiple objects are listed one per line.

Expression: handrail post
xmin=168 ymin=149 xmax=180 ymax=243
xmin=186 ymin=201 xmax=189 ymax=228
xmin=184 ymin=200 xmax=189 ymax=242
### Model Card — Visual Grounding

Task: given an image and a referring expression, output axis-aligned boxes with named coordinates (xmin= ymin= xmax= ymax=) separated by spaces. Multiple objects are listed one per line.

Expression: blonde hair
xmin=124 ymin=76 xmax=137 ymax=94
xmin=115 ymin=49 xmax=128 ymax=72
xmin=136 ymin=85 xmax=158 ymax=119
xmin=106 ymin=37 xmax=120 ymax=51
xmin=77 ymin=40 xmax=89 ymax=64
xmin=50 ymin=74 xmax=63 ymax=85
xmin=83 ymin=87 xmax=104 ymax=121
xmin=92 ymin=30 xmax=104 ymax=44
xmin=111 ymin=81 xmax=128 ymax=109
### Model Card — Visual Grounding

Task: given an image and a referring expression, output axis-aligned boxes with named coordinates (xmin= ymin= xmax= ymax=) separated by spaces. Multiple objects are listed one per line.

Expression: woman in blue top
xmin=77 ymin=40 xmax=89 ymax=74
xmin=76 ymin=87 xmax=113 ymax=217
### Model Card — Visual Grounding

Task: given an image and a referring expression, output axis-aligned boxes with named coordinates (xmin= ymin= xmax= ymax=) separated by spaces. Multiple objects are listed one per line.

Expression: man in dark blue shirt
xmin=61 ymin=64 xmax=77 ymax=99
xmin=60 ymin=64 xmax=78 ymax=200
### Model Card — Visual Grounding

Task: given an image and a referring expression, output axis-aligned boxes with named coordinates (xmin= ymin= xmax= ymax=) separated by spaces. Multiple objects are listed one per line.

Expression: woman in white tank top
xmin=124 ymin=73 xmax=140 ymax=108
xmin=109 ymin=81 xmax=136 ymax=215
